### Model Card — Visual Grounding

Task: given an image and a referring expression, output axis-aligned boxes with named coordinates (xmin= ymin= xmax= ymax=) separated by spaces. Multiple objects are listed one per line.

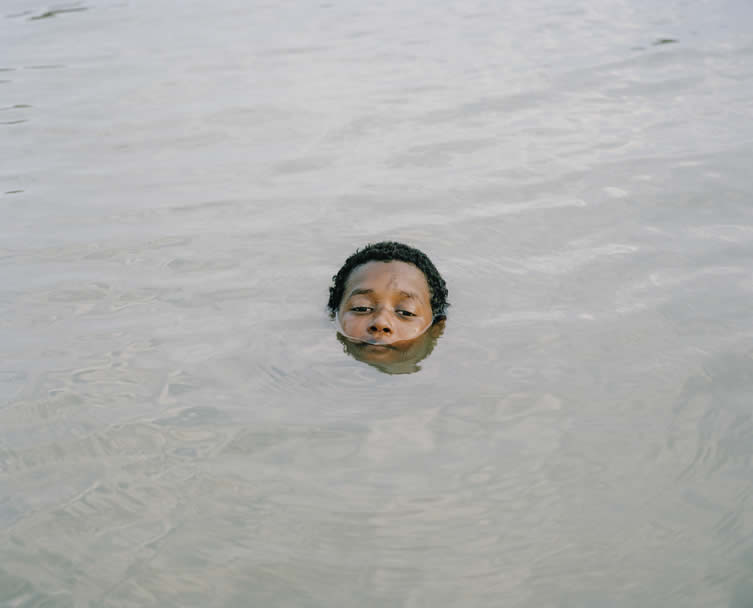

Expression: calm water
xmin=3 ymin=0 xmax=753 ymax=605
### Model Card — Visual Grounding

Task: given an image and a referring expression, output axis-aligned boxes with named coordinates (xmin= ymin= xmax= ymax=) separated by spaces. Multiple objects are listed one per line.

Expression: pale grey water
xmin=2 ymin=0 xmax=753 ymax=605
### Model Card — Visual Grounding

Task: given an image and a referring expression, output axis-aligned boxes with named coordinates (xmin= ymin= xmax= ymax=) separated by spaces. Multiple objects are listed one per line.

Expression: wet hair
xmin=327 ymin=241 xmax=449 ymax=318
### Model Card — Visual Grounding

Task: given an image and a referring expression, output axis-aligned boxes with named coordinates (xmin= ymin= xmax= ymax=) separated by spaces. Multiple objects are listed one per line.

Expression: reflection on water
xmin=337 ymin=320 xmax=444 ymax=375
xmin=3 ymin=0 xmax=753 ymax=604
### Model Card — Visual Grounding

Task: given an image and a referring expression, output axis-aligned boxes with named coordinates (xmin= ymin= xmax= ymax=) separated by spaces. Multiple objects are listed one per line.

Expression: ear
xmin=429 ymin=318 xmax=446 ymax=338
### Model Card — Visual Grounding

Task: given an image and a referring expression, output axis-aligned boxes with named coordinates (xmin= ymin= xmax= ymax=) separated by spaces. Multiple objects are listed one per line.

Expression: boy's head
xmin=328 ymin=242 xmax=448 ymax=348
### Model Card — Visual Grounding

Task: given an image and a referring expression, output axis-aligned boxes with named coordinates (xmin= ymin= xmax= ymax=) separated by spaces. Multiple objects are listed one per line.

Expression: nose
xmin=368 ymin=309 xmax=393 ymax=335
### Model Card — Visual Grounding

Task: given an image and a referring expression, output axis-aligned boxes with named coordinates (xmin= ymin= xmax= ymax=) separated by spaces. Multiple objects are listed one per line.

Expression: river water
xmin=2 ymin=0 xmax=753 ymax=605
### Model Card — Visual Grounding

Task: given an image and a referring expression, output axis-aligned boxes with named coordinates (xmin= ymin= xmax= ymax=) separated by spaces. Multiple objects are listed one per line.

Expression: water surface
xmin=2 ymin=0 xmax=753 ymax=605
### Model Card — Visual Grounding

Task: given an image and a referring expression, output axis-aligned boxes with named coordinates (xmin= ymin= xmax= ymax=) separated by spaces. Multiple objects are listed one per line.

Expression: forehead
xmin=344 ymin=260 xmax=430 ymax=296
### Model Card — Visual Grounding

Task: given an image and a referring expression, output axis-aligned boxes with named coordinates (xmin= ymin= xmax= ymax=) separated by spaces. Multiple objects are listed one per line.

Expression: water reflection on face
xmin=336 ymin=321 xmax=444 ymax=374
xmin=336 ymin=260 xmax=444 ymax=374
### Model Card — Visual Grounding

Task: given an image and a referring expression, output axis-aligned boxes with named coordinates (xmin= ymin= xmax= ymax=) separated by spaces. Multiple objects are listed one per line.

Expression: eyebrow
xmin=347 ymin=288 xmax=420 ymax=300
xmin=348 ymin=288 xmax=374 ymax=298
xmin=398 ymin=291 xmax=419 ymax=300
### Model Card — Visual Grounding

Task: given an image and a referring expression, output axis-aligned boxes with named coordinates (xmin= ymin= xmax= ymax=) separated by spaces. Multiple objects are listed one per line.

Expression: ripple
xmin=270 ymin=157 xmax=333 ymax=175
xmin=670 ymin=349 xmax=753 ymax=482
xmin=521 ymin=243 xmax=638 ymax=275
xmin=154 ymin=406 xmax=231 ymax=427
xmin=260 ymin=45 xmax=330 ymax=57
xmin=166 ymin=257 xmax=236 ymax=273
xmin=388 ymin=138 xmax=496 ymax=168
xmin=479 ymin=311 xmax=566 ymax=327
xmin=340 ymin=195 xmax=588 ymax=238
xmin=29 ymin=7 xmax=87 ymax=20
xmin=688 ymin=224 xmax=753 ymax=244
xmin=0 ymin=569 xmax=61 ymax=607
xmin=417 ymin=92 xmax=545 ymax=125
xmin=0 ymin=370 xmax=26 ymax=406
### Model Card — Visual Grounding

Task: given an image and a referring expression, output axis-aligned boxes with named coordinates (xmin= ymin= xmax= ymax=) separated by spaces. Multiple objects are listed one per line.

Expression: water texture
xmin=2 ymin=0 xmax=753 ymax=605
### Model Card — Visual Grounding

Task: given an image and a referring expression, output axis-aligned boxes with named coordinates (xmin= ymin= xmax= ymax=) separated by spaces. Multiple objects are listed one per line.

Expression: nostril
xmin=384 ymin=327 xmax=391 ymax=333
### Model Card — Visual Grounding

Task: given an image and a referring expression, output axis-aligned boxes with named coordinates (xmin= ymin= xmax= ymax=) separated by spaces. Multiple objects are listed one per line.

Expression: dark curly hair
xmin=327 ymin=241 xmax=449 ymax=318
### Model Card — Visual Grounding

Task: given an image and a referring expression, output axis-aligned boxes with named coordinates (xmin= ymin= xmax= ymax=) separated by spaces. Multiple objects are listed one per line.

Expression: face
xmin=337 ymin=260 xmax=434 ymax=348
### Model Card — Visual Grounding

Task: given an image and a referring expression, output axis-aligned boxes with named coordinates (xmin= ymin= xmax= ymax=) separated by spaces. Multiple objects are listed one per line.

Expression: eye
xmin=396 ymin=309 xmax=416 ymax=317
xmin=350 ymin=306 xmax=372 ymax=313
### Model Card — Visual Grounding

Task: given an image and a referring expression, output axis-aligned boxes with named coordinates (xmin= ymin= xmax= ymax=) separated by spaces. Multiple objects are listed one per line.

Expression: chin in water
xmin=336 ymin=320 xmax=445 ymax=375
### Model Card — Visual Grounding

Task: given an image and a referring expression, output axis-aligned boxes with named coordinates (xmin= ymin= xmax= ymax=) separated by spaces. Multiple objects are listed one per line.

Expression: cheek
xmin=340 ymin=314 xmax=366 ymax=334
xmin=394 ymin=324 xmax=422 ymax=340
